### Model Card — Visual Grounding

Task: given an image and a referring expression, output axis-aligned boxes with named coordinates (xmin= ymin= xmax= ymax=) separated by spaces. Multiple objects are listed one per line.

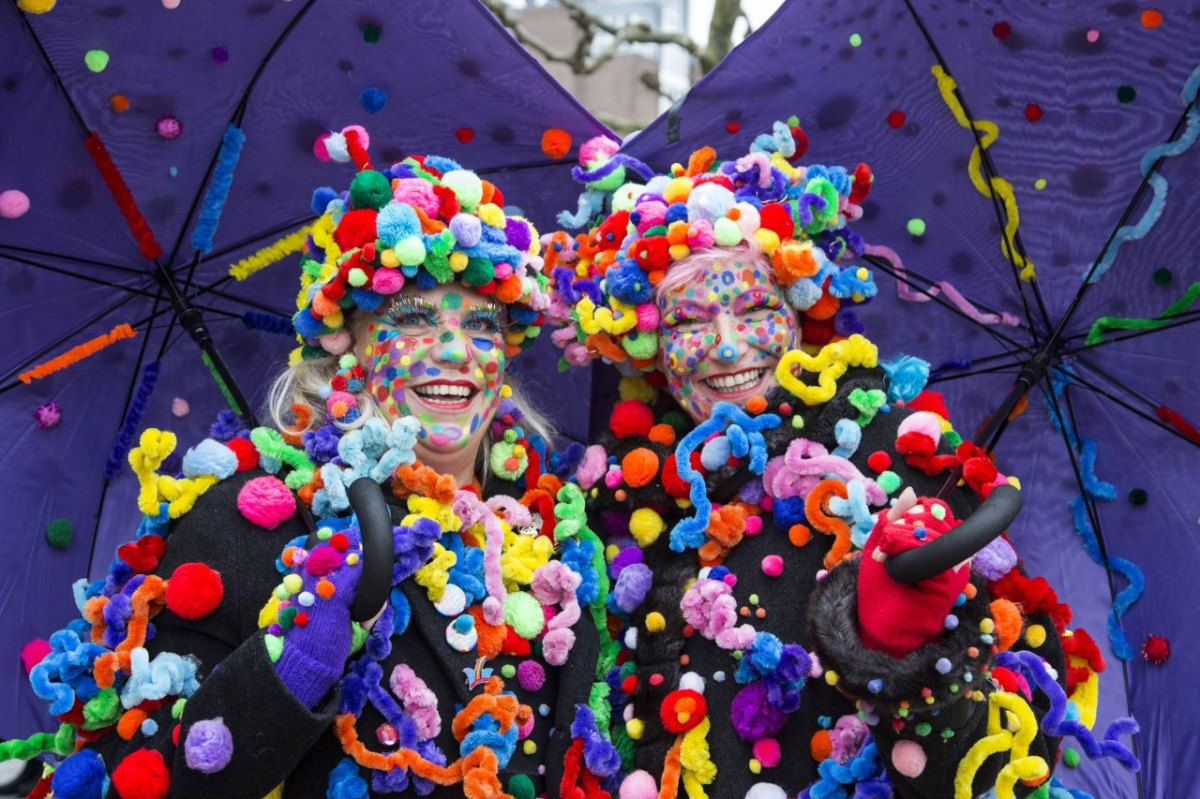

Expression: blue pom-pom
xmin=510 ymin=305 xmax=539 ymax=325
xmin=359 ymin=87 xmax=387 ymax=114
xmin=292 ymin=309 xmax=326 ymax=339
xmin=351 ymin=288 xmax=385 ymax=313
xmin=414 ymin=270 xmax=437 ymax=291
xmin=376 ymin=202 xmax=421 ymax=248
xmin=312 ymin=186 xmax=339 ymax=215
xmin=423 ymin=155 xmax=463 ymax=174
xmin=772 ymin=496 xmax=806 ymax=529
xmin=664 ymin=202 xmax=689 ymax=224
xmin=605 ymin=260 xmax=653 ymax=304
xmin=182 ymin=438 xmax=238 ymax=480
xmin=881 ymin=354 xmax=930 ymax=404
xmin=51 ymin=750 xmax=108 ymax=799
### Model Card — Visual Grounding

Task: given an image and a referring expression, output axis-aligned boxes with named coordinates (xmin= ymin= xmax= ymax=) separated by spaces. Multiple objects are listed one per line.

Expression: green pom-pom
xmin=713 ymin=216 xmax=743 ymax=247
xmin=500 ymin=664 xmax=516 ymax=678
xmin=264 ymin=633 xmax=283 ymax=663
xmin=662 ymin=410 xmax=690 ymax=434
xmin=395 ymin=236 xmax=427 ymax=267
xmin=349 ymin=170 xmax=392 ymax=210
xmin=1062 ymin=746 xmax=1081 ymax=768
xmin=622 ymin=330 xmax=659 ymax=360
xmin=507 ymin=774 xmax=536 ymax=799
xmin=347 ymin=267 xmax=368 ymax=287
xmin=362 ymin=22 xmax=382 ymax=43
xmin=82 ymin=688 xmax=121 ymax=729
xmin=1128 ymin=488 xmax=1148 ymax=506
xmin=1153 ymin=267 xmax=1173 ymax=285
xmin=441 ymin=170 xmax=484 ymax=211
xmin=504 ymin=591 xmax=545 ymax=639
xmin=914 ymin=722 xmax=932 ymax=737
xmin=85 ymin=50 xmax=110 ymax=73
xmin=277 ymin=605 xmax=298 ymax=630
xmin=46 ymin=518 xmax=73 ymax=549
xmin=590 ymin=163 xmax=626 ymax=192
xmin=338 ymin=354 xmax=358 ymax=369
xmin=942 ymin=429 xmax=963 ymax=449
xmin=171 ymin=698 xmax=187 ymax=720
xmin=461 ymin=257 xmax=495 ymax=286
xmin=877 ymin=471 xmax=902 ymax=494
xmin=350 ymin=621 xmax=368 ymax=655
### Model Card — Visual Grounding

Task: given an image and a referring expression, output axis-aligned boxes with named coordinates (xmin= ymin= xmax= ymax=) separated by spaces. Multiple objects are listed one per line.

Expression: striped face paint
xmin=657 ymin=257 xmax=797 ymax=422
xmin=362 ymin=285 xmax=507 ymax=454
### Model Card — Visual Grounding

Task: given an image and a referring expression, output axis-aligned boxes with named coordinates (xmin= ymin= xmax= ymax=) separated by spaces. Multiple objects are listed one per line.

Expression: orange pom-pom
xmin=621 ymin=448 xmax=660 ymax=488
xmin=494 ymin=274 xmax=523 ymax=304
xmin=989 ymin=598 xmax=1024 ymax=652
xmin=788 ymin=524 xmax=811 ymax=548
xmin=810 ymin=729 xmax=833 ymax=762
xmin=774 ymin=241 xmax=820 ymax=284
xmin=541 ymin=128 xmax=572 ymax=159
xmin=805 ymin=288 xmax=841 ymax=321
xmin=648 ymin=423 xmax=676 ymax=446
xmin=745 ymin=395 xmax=768 ymax=415
xmin=165 ymin=563 xmax=224 ymax=620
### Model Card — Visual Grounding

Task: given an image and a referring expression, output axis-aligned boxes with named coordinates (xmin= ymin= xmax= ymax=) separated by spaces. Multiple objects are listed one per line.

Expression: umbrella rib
xmin=1051 ymin=98 xmax=1198 ymax=342
xmin=0 ymin=252 xmax=162 ymax=299
xmin=0 ymin=244 xmax=142 ymax=276
xmin=861 ymin=253 xmax=1027 ymax=352
xmin=926 ymin=363 xmax=1023 ymax=385
xmin=15 ymin=9 xmax=90 ymax=137
xmin=1040 ymin=380 xmax=1146 ymax=796
xmin=1053 ymin=362 xmax=1200 ymax=451
xmin=166 ymin=0 xmax=323 ymax=272
xmin=898 ymin=0 xmax=1053 ymax=339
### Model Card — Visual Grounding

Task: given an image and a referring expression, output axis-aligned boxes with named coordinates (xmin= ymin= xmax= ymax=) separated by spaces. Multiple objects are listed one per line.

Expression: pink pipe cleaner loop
xmin=864 ymin=243 xmax=1020 ymax=327
xmin=484 ymin=495 xmax=533 ymax=529
xmin=762 ymin=438 xmax=886 ymax=505
xmin=530 ymin=561 xmax=582 ymax=665
xmin=452 ymin=491 xmax=507 ymax=626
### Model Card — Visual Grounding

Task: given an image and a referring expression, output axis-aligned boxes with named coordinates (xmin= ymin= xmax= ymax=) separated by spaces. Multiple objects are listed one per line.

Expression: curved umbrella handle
xmin=306 ymin=478 xmax=394 ymax=623
xmin=885 ymin=484 xmax=1023 ymax=584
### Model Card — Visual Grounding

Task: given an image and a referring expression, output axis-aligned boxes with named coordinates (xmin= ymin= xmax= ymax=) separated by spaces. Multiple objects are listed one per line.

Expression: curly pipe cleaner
xmin=762 ymin=438 xmax=887 ymax=506
xmin=571 ymin=153 xmax=656 ymax=185
xmin=452 ymin=491 xmax=507 ymax=626
xmin=485 ymin=495 xmax=533 ymax=529
xmin=864 ymin=243 xmax=1020 ymax=327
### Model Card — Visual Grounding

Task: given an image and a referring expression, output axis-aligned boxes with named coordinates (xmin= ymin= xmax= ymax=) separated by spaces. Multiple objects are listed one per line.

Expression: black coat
xmin=86 ymin=471 xmax=599 ymax=798
xmin=601 ymin=365 xmax=1066 ymax=798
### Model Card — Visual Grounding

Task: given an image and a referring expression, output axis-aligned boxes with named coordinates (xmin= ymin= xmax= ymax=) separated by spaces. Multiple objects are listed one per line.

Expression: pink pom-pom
xmin=619 ymin=770 xmax=659 ymax=799
xmin=579 ymin=136 xmax=619 ymax=166
xmin=34 ymin=402 xmax=61 ymax=429
xmin=897 ymin=411 xmax=942 ymax=443
xmin=0 ymin=189 xmax=31 ymax=219
xmin=752 ymin=737 xmax=781 ymax=768
xmin=493 ymin=263 xmax=513 ymax=281
xmin=635 ymin=303 xmax=659 ymax=331
xmin=371 ymin=267 xmax=404 ymax=295
xmin=891 ymin=740 xmax=927 ymax=777
xmin=236 ymin=476 xmax=297 ymax=529
xmin=564 ymin=342 xmax=593 ymax=367
xmin=155 ymin=116 xmax=184 ymax=140
xmin=304 ymin=544 xmax=345 ymax=577
xmin=761 ymin=554 xmax=784 ymax=577
xmin=745 ymin=515 xmax=763 ymax=535
xmin=319 ymin=330 xmax=354 ymax=355
xmin=633 ymin=201 xmax=667 ymax=233
xmin=312 ymin=134 xmax=332 ymax=162
xmin=391 ymin=178 xmax=440 ymax=217
xmin=517 ymin=659 xmax=546 ymax=691
xmin=575 ymin=445 xmax=607 ymax=489
xmin=686 ymin=219 xmax=715 ymax=249
xmin=605 ymin=468 xmax=623 ymax=489
xmin=20 ymin=638 xmax=51 ymax=674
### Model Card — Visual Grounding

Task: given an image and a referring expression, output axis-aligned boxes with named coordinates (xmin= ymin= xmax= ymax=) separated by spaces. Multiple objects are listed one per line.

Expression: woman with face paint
xmin=546 ymin=126 xmax=1135 ymax=798
xmin=20 ymin=128 xmax=611 ymax=799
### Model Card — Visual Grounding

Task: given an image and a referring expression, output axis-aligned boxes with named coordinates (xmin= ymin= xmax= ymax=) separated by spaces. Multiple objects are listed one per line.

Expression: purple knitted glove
xmin=267 ymin=524 xmax=364 ymax=708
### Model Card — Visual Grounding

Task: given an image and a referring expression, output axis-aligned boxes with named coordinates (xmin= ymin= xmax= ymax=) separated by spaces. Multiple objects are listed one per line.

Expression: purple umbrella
xmin=0 ymin=0 xmax=607 ymax=738
xmin=619 ymin=2 xmax=1200 ymax=796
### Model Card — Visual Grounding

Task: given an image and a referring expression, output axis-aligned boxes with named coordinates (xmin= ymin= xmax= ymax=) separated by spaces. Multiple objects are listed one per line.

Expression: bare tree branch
xmin=594 ymin=111 xmax=644 ymax=136
xmin=482 ymin=0 xmax=727 ymax=76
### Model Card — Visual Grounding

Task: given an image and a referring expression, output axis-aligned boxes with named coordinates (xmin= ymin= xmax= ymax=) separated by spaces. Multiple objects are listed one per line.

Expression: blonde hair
xmin=263 ymin=349 xmax=556 ymax=482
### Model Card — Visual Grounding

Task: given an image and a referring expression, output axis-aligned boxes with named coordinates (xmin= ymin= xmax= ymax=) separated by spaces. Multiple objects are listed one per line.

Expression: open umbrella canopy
xmin=620 ymin=1 xmax=1200 ymax=796
xmin=0 ymin=0 xmax=608 ymax=737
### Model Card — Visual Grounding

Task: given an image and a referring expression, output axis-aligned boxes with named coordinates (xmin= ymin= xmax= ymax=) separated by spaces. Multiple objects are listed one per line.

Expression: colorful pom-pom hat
xmin=292 ymin=125 xmax=551 ymax=362
xmin=545 ymin=118 xmax=879 ymax=371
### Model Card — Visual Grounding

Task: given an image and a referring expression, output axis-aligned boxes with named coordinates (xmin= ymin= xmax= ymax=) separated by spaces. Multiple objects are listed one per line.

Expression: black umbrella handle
xmin=305 ymin=478 xmax=393 ymax=623
xmin=885 ymin=484 xmax=1023 ymax=584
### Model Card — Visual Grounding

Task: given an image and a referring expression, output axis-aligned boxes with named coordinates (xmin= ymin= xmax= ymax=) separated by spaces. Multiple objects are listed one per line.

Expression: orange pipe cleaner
xmin=18 ymin=324 xmax=136 ymax=384
xmin=805 ymin=480 xmax=853 ymax=569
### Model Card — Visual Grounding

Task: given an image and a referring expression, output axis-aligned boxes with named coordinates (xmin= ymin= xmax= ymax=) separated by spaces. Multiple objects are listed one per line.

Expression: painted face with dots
xmin=360 ymin=284 xmax=508 ymax=456
xmin=657 ymin=255 xmax=798 ymax=422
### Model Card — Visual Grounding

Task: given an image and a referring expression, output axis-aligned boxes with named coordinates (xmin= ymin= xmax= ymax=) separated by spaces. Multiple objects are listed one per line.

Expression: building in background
xmin=513 ymin=0 xmax=694 ymax=131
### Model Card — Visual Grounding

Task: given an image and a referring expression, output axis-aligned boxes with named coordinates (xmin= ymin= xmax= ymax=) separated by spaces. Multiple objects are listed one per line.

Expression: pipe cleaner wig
xmin=545 ymin=118 xmax=879 ymax=372
xmin=292 ymin=125 xmax=551 ymax=362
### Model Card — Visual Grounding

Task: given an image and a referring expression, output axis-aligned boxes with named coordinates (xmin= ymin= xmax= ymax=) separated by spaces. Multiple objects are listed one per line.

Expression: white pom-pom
xmin=323 ymin=132 xmax=350 ymax=163
xmin=744 ymin=784 xmax=787 ymax=799
xmin=679 ymin=671 xmax=706 ymax=694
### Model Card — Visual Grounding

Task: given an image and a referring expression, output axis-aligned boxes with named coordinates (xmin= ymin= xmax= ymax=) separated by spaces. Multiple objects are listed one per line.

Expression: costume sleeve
xmin=65 ymin=470 xmax=339 ymax=799
xmin=808 ymin=400 xmax=1075 ymax=799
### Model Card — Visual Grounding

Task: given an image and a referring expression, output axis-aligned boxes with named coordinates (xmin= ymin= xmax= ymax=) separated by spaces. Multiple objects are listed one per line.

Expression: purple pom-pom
xmin=730 ymin=681 xmax=788 ymax=741
xmin=612 ymin=563 xmax=652 ymax=613
xmin=504 ymin=218 xmax=533 ymax=252
xmin=184 ymin=717 xmax=234 ymax=773
xmin=517 ymin=660 xmax=546 ymax=692
xmin=35 ymin=402 xmax=62 ymax=429
xmin=610 ymin=546 xmax=643 ymax=577
xmin=971 ymin=536 xmax=1018 ymax=581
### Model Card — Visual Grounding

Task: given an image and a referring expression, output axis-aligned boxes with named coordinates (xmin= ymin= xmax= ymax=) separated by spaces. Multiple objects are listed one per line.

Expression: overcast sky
xmin=687 ymin=0 xmax=784 ymax=45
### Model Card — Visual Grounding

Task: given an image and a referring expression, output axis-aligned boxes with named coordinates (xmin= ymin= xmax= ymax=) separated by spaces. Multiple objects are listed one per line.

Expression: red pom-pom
xmin=432 ymin=184 xmax=460 ymax=219
xmin=621 ymin=675 xmax=638 ymax=695
xmin=172 ymin=724 xmax=180 ymax=746
xmin=596 ymin=210 xmax=631 ymax=250
xmin=725 ymin=121 xmax=741 ymax=134
xmin=333 ymin=208 xmax=379 ymax=250
xmin=501 ymin=625 xmax=532 ymax=656
xmin=224 ymin=437 xmax=259 ymax=472
xmin=907 ymin=390 xmax=949 ymax=419
xmin=759 ymin=202 xmax=795 ymax=241
xmin=330 ymin=532 xmax=350 ymax=552
xmin=991 ymin=666 xmax=1020 ymax=693
xmin=610 ymin=400 xmax=655 ymax=439
xmin=800 ymin=316 xmax=836 ymax=346
xmin=165 ymin=563 xmax=224 ymax=620
xmin=117 ymin=535 xmax=166 ymax=574
xmin=294 ymin=612 xmax=309 ymax=627
xmin=455 ymin=127 xmax=475 ymax=143
xmin=660 ymin=688 xmax=706 ymax=733
xmin=1142 ymin=634 xmax=1170 ymax=665
xmin=660 ymin=453 xmax=691 ymax=499
xmin=112 ymin=748 xmax=170 ymax=799
xmin=866 ymin=451 xmax=891 ymax=473
xmin=629 ymin=236 xmax=670 ymax=271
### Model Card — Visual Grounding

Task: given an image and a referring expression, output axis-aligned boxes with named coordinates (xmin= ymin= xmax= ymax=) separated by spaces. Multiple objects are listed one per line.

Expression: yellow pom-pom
xmin=668 ymin=243 xmax=691 ymax=261
xmin=645 ymin=611 xmax=666 ymax=632
xmin=605 ymin=544 xmax=621 ymax=562
xmin=629 ymin=508 xmax=665 ymax=547
xmin=346 ymin=553 xmax=360 ymax=566
xmin=626 ymin=718 xmax=644 ymax=740
xmin=1024 ymin=624 xmax=1047 ymax=648
xmin=979 ymin=618 xmax=995 ymax=635
xmin=380 ymin=248 xmax=399 ymax=268
xmin=753 ymin=227 xmax=781 ymax=256
xmin=449 ymin=251 xmax=469 ymax=272
xmin=523 ymin=740 xmax=537 ymax=756
xmin=17 ymin=0 xmax=56 ymax=13
xmin=282 ymin=574 xmax=303 ymax=595
xmin=478 ymin=203 xmax=506 ymax=229
xmin=748 ymin=758 xmax=762 ymax=775
xmin=257 ymin=595 xmax=282 ymax=628
xmin=662 ymin=176 xmax=694 ymax=204
xmin=618 ymin=376 xmax=658 ymax=404
xmin=500 ymin=385 xmax=513 ymax=398
xmin=324 ymin=310 xmax=344 ymax=329
xmin=824 ymin=670 xmax=839 ymax=686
